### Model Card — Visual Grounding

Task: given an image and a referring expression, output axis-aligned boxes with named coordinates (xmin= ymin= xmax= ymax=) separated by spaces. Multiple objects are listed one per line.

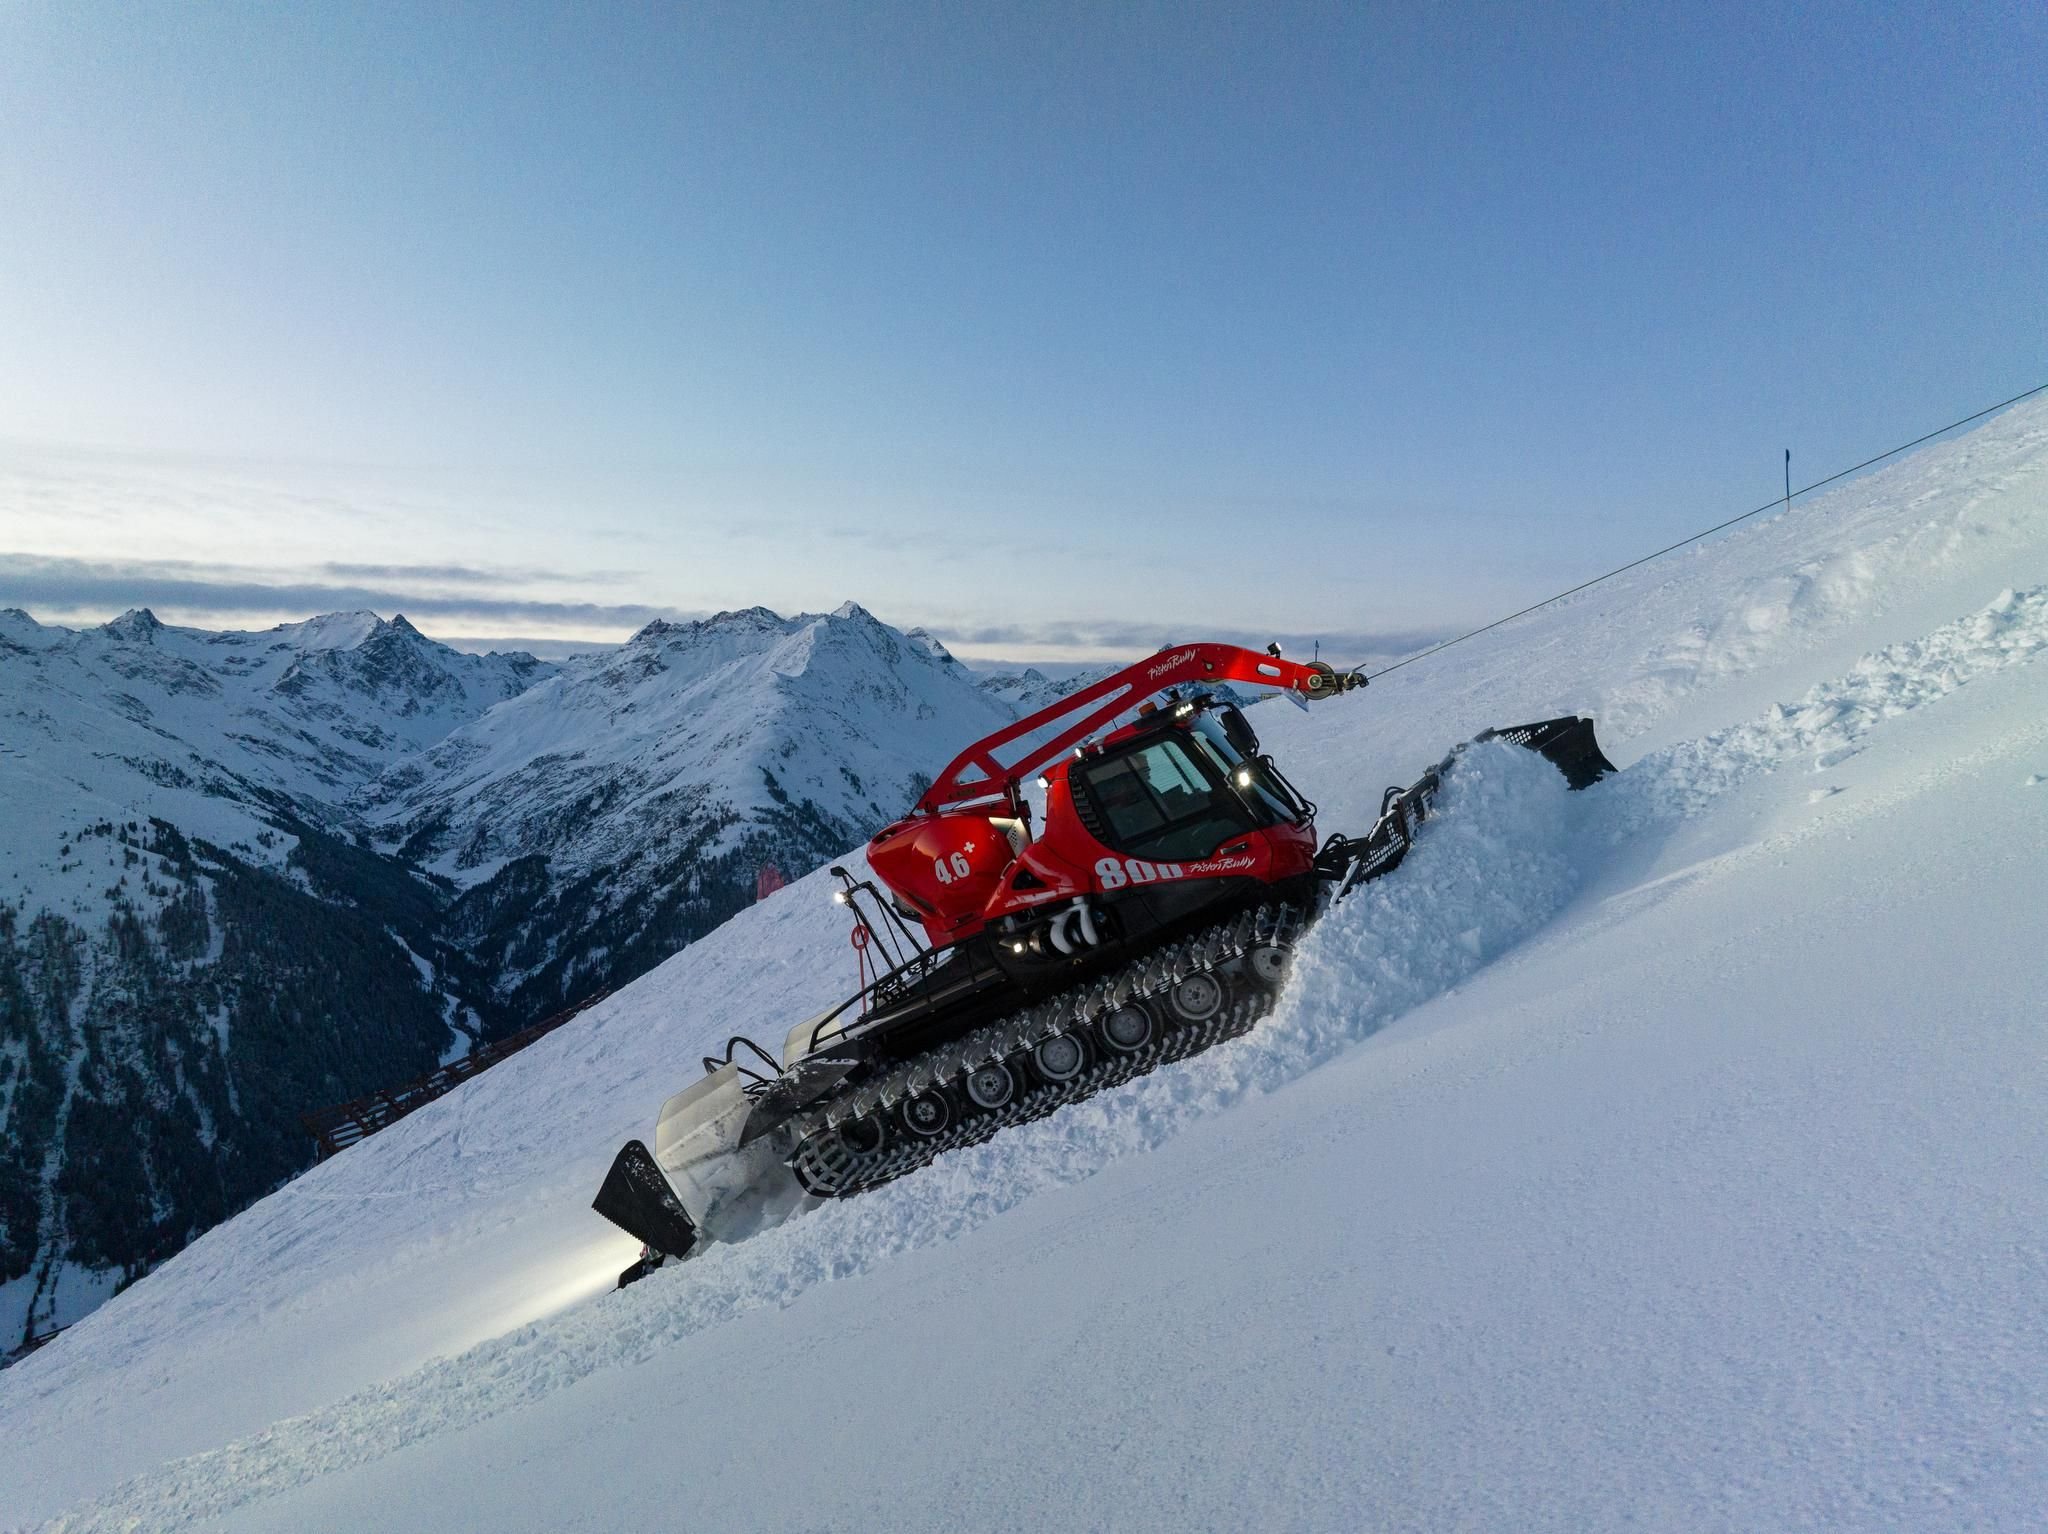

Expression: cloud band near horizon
xmin=0 ymin=551 xmax=1452 ymax=665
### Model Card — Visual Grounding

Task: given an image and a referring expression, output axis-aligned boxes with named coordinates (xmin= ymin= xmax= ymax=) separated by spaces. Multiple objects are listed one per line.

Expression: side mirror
xmin=1218 ymin=705 xmax=1259 ymax=757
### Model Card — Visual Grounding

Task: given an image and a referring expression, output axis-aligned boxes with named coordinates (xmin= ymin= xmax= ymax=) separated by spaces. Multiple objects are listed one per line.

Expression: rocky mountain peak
xmin=0 ymin=607 xmax=53 ymax=651
xmin=101 ymin=607 xmax=165 ymax=642
xmin=356 ymin=614 xmax=436 ymax=658
xmin=903 ymin=627 xmax=959 ymax=665
xmin=706 ymin=605 xmax=786 ymax=634
xmin=271 ymin=611 xmax=383 ymax=651
xmin=628 ymin=608 xmax=789 ymax=649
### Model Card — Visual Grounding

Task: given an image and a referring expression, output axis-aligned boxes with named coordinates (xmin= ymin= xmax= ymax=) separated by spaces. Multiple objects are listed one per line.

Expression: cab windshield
xmin=1079 ymin=733 xmax=1259 ymax=863
xmin=1188 ymin=714 xmax=1302 ymax=824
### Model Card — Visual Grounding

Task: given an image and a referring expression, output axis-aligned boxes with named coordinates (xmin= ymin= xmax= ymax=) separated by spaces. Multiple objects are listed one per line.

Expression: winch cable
xmin=1365 ymin=381 xmax=2048 ymax=682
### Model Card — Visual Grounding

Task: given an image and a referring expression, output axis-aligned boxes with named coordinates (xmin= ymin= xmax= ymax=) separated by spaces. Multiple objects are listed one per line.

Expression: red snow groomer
xmin=596 ymin=643 xmax=1613 ymax=1284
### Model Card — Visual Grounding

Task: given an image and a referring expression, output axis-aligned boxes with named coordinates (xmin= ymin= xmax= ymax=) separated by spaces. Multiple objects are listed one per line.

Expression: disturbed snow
xmin=4 ymin=398 xmax=2047 ymax=1532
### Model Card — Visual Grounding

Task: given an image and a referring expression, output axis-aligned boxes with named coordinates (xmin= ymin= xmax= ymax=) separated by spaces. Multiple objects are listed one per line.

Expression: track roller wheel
xmin=1031 ymin=1031 xmax=1088 ymax=1083
xmin=900 ymin=1091 xmax=952 ymax=1138
xmin=836 ymin=1114 xmax=885 ymax=1156
xmin=1244 ymin=944 xmax=1291 ymax=991
xmin=965 ymin=1060 xmax=1018 ymax=1111
xmin=1097 ymin=1000 xmax=1154 ymax=1054
xmin=1167 ymin=971 xmax=1227 ymax=1023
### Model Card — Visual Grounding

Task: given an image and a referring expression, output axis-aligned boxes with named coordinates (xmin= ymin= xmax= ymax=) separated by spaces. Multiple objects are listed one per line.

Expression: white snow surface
xmin=3 ymin=401 xmax=2047 ymax=1530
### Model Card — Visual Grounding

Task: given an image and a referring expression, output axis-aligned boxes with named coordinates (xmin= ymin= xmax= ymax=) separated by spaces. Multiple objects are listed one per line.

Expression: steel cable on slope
xmin=1366 ymin=381 xmax=2048 ymax=681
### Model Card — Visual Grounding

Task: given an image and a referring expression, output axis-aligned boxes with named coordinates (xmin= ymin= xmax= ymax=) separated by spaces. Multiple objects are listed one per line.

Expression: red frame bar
xmin=916 ymin=643 xmax=1338 ymax=814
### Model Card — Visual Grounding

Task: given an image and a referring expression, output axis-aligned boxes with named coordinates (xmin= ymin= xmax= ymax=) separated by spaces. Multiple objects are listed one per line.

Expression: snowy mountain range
xmin=357 ymin=603 xmax=1018 ymax=1018
xmin=0 ymin=599 xmax=1062 ymax=1345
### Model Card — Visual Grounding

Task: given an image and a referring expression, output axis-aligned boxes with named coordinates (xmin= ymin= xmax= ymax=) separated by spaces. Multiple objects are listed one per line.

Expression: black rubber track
xmin=791 ymin=902 xmax=1306 ymax=1198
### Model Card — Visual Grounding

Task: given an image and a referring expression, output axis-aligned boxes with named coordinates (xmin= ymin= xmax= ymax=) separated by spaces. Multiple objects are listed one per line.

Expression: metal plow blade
xmin=592 ymin=1138 xmax=699 ymax=1282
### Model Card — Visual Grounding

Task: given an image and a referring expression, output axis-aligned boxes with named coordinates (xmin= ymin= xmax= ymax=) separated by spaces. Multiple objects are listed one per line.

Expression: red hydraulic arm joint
xmin=914 ymin=643 xmax=1364 ymax=816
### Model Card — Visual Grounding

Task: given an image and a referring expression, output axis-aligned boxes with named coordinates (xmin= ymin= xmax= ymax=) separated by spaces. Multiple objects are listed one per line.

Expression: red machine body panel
xmin=865 ymin=643 xmax=1358 ymax=946
xmin=1010 ymin=760 xmax=1317 ymax=906
xmin=867 ymin=811 xmax=1025 ymax=941
xmin=870 ymin=751 xmax=1317 ymax=946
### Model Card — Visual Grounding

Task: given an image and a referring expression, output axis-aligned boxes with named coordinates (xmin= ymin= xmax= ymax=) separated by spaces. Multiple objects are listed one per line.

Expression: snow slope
xmin=3 ymin=400 xmax=2045 ymax=1531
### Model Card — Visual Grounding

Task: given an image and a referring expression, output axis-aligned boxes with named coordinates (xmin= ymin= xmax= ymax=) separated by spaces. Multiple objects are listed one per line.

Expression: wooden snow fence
xmin=300 ymin=989 xmax=613 ymax=1160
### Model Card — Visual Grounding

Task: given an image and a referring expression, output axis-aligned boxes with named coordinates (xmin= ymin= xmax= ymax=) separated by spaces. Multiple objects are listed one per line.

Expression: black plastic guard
xmin=617 ymin=1251 xmax=664 ymax=1289
xmin=592 ymin=1139 xmax=698 ymax=1261
xmin=1477 ymin=716 xmax=1617 ymax=791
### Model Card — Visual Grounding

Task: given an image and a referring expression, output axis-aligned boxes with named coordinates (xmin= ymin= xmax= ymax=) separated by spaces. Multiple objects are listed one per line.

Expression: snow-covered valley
xmin=2 ymin=398 xmax=2044 ymax=1531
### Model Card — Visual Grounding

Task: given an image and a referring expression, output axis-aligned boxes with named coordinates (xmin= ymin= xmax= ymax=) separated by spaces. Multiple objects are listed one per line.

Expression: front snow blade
xmin=1477 ymin=715 xmax=1617 ymax=790
xmin=592 ymin=1139 xmax=698 ymax=1264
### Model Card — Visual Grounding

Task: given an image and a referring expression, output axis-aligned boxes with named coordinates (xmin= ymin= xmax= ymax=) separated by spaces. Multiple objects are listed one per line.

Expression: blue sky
xmin=1 ymin=2 xmax=2041 ymax=661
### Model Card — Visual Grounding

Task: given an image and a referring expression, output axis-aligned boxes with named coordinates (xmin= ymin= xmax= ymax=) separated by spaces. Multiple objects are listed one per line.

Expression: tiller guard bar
xmin=1313 ymin=716 xmax=1616 ymax=899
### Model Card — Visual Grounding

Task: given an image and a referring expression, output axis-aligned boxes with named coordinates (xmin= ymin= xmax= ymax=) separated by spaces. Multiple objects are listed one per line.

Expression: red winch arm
xmin=914 ymin=643 xmax=1363 ymax=815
